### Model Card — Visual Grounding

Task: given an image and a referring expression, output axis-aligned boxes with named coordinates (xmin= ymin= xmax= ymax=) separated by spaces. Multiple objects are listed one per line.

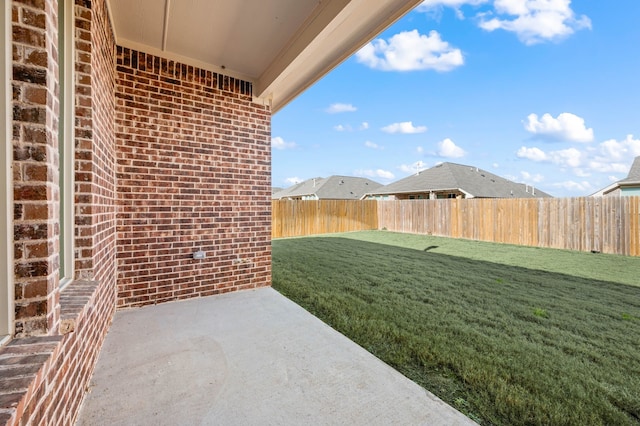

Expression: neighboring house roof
xmin=618 ymin=156 xmax=640 ymax=185
xmin=273 ymin=177 xmax=324 ymax=199
xmin=273 ymin=176 xmax=382 ymax=200
xmin=591 ymin=156 xmax=640 ymax=196
xmin=272 ymin=187 xmax=283 ymax=195
xmin=367 ymin=162 xmax=552 ymax=198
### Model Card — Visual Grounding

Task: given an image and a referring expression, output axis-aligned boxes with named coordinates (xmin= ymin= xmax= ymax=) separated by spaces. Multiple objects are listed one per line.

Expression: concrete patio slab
xmin=76 ymin=287 xmax=476 ymax=425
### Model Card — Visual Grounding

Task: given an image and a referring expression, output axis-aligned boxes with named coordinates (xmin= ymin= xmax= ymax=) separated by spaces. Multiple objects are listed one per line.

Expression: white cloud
xmin=437 ymin=138 xmax=466 ymax=158
xmin=326 ymin=103 xmax=357 ymax=114
xmin=356 ymin=30 xmax=464 ymax=72
xmin=551 ymin=180 xmax=593 ymax=192
xmin=399 ymin=161 xmax=426 ymax=175
xmin=587 ymin=161 xmax=629 ymax=174
xmin=416 ymin=146 xmax=425 ymax=154
xmin=381 ymin=121 xmax=428 ymax=134
xmin=272 ymin=136 xmax=296 ymax=150
xmin=517 ymin=146 xmax=547 ymax=162
xmin=492 ymin=162 xmax=499 ymax=168
xmin=354 ymin=169 xmax=395 ymax=180
xmin=336 ymin=122 xmax=371 ymax=132
xmin=399 ymin=164 xmax=413 ymax=174
xmin=521 ymin=171 xmax=544 ymax=183
xmin=284 ymin=177 xmax=302 ymax=185
xmin=416 ymin=0 xmax=489 ymax=19
xmin=364 ymin=141 xmax=382 ymax=150
xmin=518 ymin=135 xmax=640 ymax=178
xmin=479 ymin=0 xmax=592 ymax=45
xmin=588 ymin=134 xmax=640 ymax=174
xmin=597 ymin=134 xmax=640 ymax=161
xmin=549 ymin=147 xmax=583 ymax=168
xmin=524 ymin=112 xmax=594 ymax=143
xmin=517 ymin=146 xmax=583 ymax=168
xmin=573 ymin=168 xmax=591 ymax=178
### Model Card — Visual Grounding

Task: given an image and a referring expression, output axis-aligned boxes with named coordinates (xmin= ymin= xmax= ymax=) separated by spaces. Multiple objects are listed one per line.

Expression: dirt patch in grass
xmin=272 ymin=232 xmax=640 ymax=425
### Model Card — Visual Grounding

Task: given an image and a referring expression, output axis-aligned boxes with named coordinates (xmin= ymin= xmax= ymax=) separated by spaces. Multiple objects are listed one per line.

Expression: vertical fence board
xmin=631 ymin=196 xmax=640 ymax=256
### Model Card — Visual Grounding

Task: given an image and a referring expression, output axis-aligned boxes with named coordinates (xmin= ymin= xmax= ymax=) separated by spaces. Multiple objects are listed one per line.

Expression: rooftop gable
xmin=619 ymin=156 xmax=640 ymax=184
xmin=369 ymin=162 xmax=552 ymax=198
xmin=272 ymin=177 xmax=326 ymax=199
xmin=316 ymin=176 xmax=382 ymax=199
xmin=273 ymin=176 xmax=382 ymax=199
xmin=591 ymin=156 xmax=640 ymax=196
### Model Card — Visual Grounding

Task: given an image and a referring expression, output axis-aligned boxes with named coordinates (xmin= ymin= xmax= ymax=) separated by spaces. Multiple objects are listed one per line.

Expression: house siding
xmin=115 ymin=47 xmax=272 ymax=308
xmin=604 ymin=187 xmax=622 ymax=197
xmin=621 ymin=187 xmax=640 ymax=196
xmin=1 ymin=0 xmax=272 ymax=424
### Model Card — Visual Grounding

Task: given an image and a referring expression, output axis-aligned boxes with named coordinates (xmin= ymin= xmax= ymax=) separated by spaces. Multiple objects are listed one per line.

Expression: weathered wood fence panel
xmin=376 ymin=197 xmax=640 ymax=256
xmin=272 ymin=197 xmax=640 ymax=256
xmin=272 ymin=200 xmax=379 ymax=238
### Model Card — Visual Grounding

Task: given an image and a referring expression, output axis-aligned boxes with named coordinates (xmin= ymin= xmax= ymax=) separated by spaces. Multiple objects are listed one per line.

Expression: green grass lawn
xmin=272 ymin=231 xmax=640 ymax=426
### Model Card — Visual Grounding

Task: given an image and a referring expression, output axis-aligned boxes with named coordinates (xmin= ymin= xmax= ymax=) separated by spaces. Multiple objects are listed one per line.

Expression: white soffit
xmin=107 ymin=0 xmax=422 ymax=112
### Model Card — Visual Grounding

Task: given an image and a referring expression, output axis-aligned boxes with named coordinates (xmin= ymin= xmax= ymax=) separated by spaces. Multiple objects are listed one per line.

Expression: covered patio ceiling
xmin=106 ymin=0 xmax=423 ymax=112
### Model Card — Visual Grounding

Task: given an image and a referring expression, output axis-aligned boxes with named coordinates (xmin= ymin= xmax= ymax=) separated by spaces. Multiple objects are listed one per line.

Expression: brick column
xmin=12 ymin=0 xmax=60 ymax=336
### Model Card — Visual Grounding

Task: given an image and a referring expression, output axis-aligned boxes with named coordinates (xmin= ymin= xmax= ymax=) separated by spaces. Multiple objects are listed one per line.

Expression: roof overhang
xmin=591 ymin=183 xmax=620 ymax=196
xmin=106 ymin=0 xmax=423 ymax=113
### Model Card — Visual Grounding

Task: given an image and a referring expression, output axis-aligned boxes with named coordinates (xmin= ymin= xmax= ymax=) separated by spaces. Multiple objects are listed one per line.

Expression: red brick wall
xmin=74 ymin=0 xmax=117 ymax=287
xmin=48 ymin=0 xmax=118 ymax=422
xmin=4 ymin=0 xmax=273 ymax=423
xmin=1 ymin=0 xmax=117 ymax=424
xmin=12 ymin=0 xmax=60 ymax=337
xmin=115 ymin=48 xmax=272 ymax=307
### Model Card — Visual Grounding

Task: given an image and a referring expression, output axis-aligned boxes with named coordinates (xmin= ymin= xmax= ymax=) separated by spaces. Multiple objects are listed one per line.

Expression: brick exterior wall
xmin=2 ymin=0 xmax=273 ymax=424
xmin=115 ymin=47 xmax=272 ymax=308
xmin=12 ymin=0 xmax=60 ymax=338
xmin=0 ymin=0 xmax=271 ymax=425
xmin=1 ymin=0 xmax=117 ymax=424
xmin=74 ymin=0 xmax=117 ymax=287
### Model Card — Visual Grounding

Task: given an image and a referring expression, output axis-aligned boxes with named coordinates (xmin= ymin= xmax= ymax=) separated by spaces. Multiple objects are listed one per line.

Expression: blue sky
xmin=271 ymin=0 xmax=640 ymax=197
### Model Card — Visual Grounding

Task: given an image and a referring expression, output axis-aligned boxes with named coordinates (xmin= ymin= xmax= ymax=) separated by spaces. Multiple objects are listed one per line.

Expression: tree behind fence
xmin=272 ymin=197 xmax=640 ymax=256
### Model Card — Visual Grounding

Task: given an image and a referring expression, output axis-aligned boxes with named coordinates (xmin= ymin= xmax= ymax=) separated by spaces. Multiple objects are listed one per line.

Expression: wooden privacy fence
xmin=377 ymin=197 xmax=640 ymax=256
xmin=272 ymin=200 xmax=378 ymax=238
xmin=272 ymin=197 xmax=640 ymax=256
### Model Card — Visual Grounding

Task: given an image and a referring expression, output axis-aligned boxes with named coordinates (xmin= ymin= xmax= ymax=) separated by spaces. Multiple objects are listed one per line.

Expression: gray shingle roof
xmin=367 ymin=162 xmax=552 ymax=198
xmin=273 ymin=176 xmax=383 ymax=200
xmin=619 ymin=156 xmax=640 ymax=184
xmin=272 ymin=177 xmax=324 ymax=199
